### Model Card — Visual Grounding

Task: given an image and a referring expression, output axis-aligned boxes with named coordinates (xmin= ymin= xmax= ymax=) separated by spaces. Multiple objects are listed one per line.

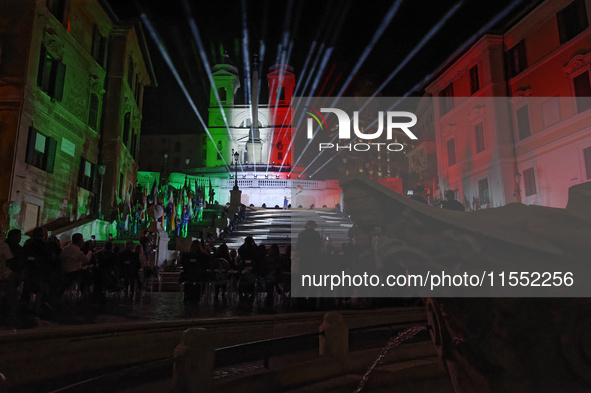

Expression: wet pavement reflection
xmin=28 ymin=290 xmax=296 ymax=328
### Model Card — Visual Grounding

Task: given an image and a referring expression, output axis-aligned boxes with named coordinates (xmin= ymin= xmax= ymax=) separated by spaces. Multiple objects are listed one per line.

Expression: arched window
xmin=239 ymin=118 xmax=263 ymax=128
xmin=218 ymin=87 xmax=226 ymax=102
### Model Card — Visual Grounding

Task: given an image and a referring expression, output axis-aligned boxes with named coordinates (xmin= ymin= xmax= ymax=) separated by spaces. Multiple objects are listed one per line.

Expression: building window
xmin=91 ymin=25 xmax=107 ymax=67
xmin=507 ymin=40 xmax=527 ymax=77
xmin=542 ymin=96 xmax=561 ymax=128
xmin=469 ymin=65 xmax=480 ymax=95
xmin=217 ymin=140 xmax=223 ymax=161
xmin=573 ymin=71 xmax=591 ymax=113
xmin=25 ymin=127 xmax=57 ymax=173
xmin=173 ymin=157 xmax=180 ymax=167
xmin=447 ymin=138 xmax=456 ymax=166
xmin=122 ymin=112 xmax=131 ymax=148
xmin=523 ymin=167 xmax=537 ymax=196
xmin=583 ymin=146 xmax=591 ymax=179
xmin=119 ymin=173 xmax=125 ymax=199
xmin=516 ymin=105 xmax=531 ymax=140
xmin=37 ymin=46 xmax=66 ymax=101
xmin=277 ymin=87 xmax=285 ymax=102
xmin=558 ymin=0 xmax=588 ymax=44
xmin=88 ymin=93 xmax=99 ymax=130
xmin=218 ymin=87 xmax=227 ymax=102
xmin=46 ymin=0 xmax=68 ymax=24
xmin=78 ymin=157 xmax=95 ymax=191
xmin=127 ymin=56 xmax=134 ymax=88
xmin=278 ymin=152 xmax=283 ymax=160
xmin=174 ymin=142 xmax=181 ymax=153
xmin=474 ymin=122 xmax=485 ymax=153
xmin=131 ymin=132 xmax=138 ymax=161
xmin=478 ymin=178 xmax=490 ymax=205
xmin=135 ymin=79 xmax=142 ymax=106
xmin=440 ymin=83 xmax=454 ymax=115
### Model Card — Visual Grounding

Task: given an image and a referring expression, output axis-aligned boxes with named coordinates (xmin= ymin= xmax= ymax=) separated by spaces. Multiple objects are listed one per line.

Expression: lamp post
xmin=514 ymin=171 xmax=522 ymax=203
xmin=233 ymin=150 xmax=239 ymax=190
xmin=98 ymin=164 xmax=107 ymax=220
xmin=162 ymin=153 xmax=168 ymax=185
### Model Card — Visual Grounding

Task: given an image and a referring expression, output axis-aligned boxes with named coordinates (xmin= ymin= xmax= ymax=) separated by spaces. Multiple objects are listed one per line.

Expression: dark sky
xmin=109 ymin=0 xmax=531 ymax=135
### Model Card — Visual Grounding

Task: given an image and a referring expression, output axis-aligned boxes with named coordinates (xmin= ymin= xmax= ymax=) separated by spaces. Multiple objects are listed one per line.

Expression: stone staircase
xmin=215 ymin=208 xmax=354 ymax=251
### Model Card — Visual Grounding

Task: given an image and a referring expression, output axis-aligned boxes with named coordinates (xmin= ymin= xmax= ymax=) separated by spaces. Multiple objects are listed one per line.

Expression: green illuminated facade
xmin=0 ymin=0 xmax=155 ymax=237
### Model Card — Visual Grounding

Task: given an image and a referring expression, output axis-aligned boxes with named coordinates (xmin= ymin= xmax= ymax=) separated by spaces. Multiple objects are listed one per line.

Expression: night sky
xmin=108 ymin=0 xmax=532 ymax=136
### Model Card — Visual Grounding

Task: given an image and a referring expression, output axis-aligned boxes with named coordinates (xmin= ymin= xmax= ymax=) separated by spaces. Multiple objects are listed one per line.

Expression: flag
xmin=151 ymin=179 xmax=158 ymax=204
xmin=140 ymin=186 xmax=147 ymax=221
xmin=170 ymin=199 xmax=176 ymax=232
xmin=126 ymin=186 xmax=132 ymax=210
xmin=188 ymin=194 xmax=193 ymax=218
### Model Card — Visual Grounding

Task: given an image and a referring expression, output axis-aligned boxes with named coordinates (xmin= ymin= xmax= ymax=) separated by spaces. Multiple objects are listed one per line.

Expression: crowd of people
xmin=178 ymin=237 xmax=292 ymax=310
xmin=0 ymin=227 xmax=153 ymax=328
xmin=0 ymin=208 xmax=417 ymax=329
xmin=0 ymin=224 xmax=297 ymax=327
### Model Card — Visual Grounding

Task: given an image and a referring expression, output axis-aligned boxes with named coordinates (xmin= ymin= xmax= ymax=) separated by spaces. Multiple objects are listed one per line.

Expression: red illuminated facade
xmin=267 ymin=64 xmax=295 ymax=167
xmin=424 ymin=0 xmax=591 ymax=209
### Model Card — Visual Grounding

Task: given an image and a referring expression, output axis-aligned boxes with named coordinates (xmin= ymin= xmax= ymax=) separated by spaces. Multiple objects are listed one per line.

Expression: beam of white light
xmin=279 ymin=2 xmax=352 ymax=173
xmin=291 ymin=0 xmax=404 ymax=172
xmin=302 ymin=2 xmax=462 ymax=177
xmin=240 ymin=0 xmax=259 ymax=175
xmin=307 ymin=0 xmax=527 ymax=178
xmin=334 ymin=0 xmax=403 ymax=98
xmin=370 ymin=1 xmax=464 ymax=100
xmin=180 ymin=0 xmax=245 ymax=172
xmin=293 ymin=41 xmax=317 ymax=97
xmin=140 ymin=14 xmax=231 ymax=173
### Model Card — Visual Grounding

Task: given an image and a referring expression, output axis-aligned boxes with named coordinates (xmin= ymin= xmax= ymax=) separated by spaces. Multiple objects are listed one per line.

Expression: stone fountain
xmin=340 ymin=174 xmax=591 ymax=392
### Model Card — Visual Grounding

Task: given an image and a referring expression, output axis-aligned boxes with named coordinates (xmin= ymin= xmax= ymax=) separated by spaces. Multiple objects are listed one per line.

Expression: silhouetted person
xmin=24 ymin=227 xmax=60 ymax=312
xmin=5 ymin=229 xmax=24 ymax=286
xmin=296 ymin=220 xmax=322 ymax=274
xmin=180 ymin=240 xmax=208 ymax=304
xmin=93 ymin=242 xmax=118 ymax=300
xmin=60 ymin=233 xmax=91 ymax=284
xmin=118 ymin=241 xmax=141 ymax=298
xmin=441 ymin=190 xmax=465 ymax=211
xmin=409 ymin=184 xmax=428 ymax=204
xmin=0 ymin=237 xmax=17 ymax=326
xmin=238 ymin=236 xmax=257 ymax=267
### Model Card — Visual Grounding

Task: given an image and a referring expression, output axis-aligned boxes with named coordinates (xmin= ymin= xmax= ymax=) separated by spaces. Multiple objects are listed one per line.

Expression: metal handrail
xmin=41 ymin=317 xmax=428 ymax=392
xmin=215 ymin=331 xmax=324 ymax=369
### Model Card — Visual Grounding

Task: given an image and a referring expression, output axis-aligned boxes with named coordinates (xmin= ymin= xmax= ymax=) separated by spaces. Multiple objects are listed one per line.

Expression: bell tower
xmin=209 ymin=53 xmax=240 ymax=107
xmin=267 ymin=64 xmax=295 ymax=167
xmin=207 ymin=54 xmax=240 ymax=167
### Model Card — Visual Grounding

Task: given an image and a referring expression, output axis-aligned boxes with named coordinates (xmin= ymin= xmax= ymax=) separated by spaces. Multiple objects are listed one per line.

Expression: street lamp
xmin=185 ymin=157 xmax=190 ymax=167
xmin=514 ymin=171 xmax=522 ymax=202
xmin=98 ymin=164 xmax=107 ymax=220
xmin=233 ymin=150 xmax=239 ymax=190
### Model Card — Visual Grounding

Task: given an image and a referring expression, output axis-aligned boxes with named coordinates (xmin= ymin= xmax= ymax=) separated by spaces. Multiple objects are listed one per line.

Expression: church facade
xmin=205 ymin=61 xmax=295 ymax=171
xmin=175 ymin=59 xmax=342 ymax=209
